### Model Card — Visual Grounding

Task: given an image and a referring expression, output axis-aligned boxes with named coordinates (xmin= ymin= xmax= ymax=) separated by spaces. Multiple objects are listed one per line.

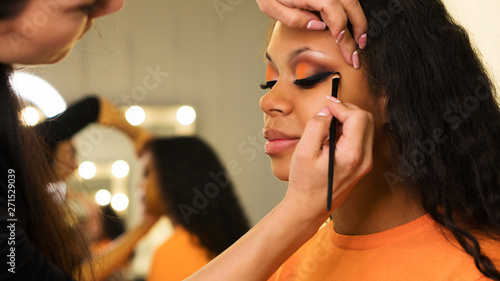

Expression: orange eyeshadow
xmin=295 ymin=62 xmax=313 ymax=80
xmin=265 ymin=64 xmax=278 ymax=81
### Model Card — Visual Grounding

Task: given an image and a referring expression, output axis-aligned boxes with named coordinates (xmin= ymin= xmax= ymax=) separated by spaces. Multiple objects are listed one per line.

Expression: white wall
xmin=444 ymin=0 xmax=500 ymax=93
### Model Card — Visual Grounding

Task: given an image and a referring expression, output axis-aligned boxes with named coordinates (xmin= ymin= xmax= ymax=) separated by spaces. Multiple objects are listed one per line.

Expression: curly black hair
xmin=357 ymin=0 xmax=500 ymax=279
xmin=148 ymin=137 xmax=250 ymax=258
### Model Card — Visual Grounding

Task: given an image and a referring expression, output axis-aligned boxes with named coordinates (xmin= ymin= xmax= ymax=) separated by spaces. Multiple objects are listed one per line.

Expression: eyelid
xmin=294 ymin=71 xmax=334 ymax=85
xmin=295 ymin=62 xmax=314 ymax=80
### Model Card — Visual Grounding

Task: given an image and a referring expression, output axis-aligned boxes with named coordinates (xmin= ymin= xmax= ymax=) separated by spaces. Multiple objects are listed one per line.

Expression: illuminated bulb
xmin=125 ymin=106 xmax=146 ymax=126
xmin=95 ymin=189 xmax=111 ymax=206
xmin=176 ymin=105 xmax=196 ymax=125
xmin=10 ymin=72 xmax=66 ymax=118
xmin=111 ymin=160 xmax=129 ymax=178
xmin=78 ymin=161 xmax=96 ymax=179
xmin=111 ymin=193 xmax=129 ymax=211
xmin=20 ymin=106 xmax=40 ymax=126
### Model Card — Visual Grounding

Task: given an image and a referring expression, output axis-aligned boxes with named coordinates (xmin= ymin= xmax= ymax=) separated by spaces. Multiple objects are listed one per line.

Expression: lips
xmin=263 ymin=129 xmax=300 ymax=155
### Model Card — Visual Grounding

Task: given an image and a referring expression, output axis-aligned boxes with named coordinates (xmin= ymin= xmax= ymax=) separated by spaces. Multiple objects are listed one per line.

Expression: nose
xmin=259 ymin=82 xmax=293 ymax=117
xmin=91 ymin=0 xmax=124 ymax=19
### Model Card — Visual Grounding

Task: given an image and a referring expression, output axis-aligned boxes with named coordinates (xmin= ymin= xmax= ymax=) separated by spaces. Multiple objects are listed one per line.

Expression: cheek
xmin=25 ymin=17 xmax=88 ymax=62
xmin=43 ymin=20 xmax=86 ymax=48
xmin=337 ymin=72 xmax=372 ymax=110
xmin=294 ymin=84 xmax=331 ymax=127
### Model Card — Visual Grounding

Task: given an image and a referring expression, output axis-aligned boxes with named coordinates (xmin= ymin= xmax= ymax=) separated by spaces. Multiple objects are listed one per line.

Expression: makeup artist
xmin=0 ymin=0 xmax=368 ymax=280
xmin=0 ymin=1 xmax=135 ymax=280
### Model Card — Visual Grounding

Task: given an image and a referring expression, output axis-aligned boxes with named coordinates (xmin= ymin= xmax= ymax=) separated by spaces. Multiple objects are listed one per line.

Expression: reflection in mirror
xmin=67 ymin=105 xmax=196 ymax=279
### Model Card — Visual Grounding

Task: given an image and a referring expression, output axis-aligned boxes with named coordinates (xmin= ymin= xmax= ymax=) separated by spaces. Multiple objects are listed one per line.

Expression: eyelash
xmin=260 ymin=80 xmax=277 ymax=90
xmin=259 ymin=71 xmax=334 ymax=90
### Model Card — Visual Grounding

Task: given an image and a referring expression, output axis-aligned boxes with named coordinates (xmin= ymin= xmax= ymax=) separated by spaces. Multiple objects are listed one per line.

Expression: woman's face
xmin=0 ymin=0 xmax=123 ymax=65
xmin=260 ymin=22 xmax=380 ymax=181
xmin=138 ymin=151 xmax=164 ymax=216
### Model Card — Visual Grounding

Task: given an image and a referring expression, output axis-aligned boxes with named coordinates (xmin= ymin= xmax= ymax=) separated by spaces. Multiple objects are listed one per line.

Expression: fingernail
xmin=326 ymin=95 xmax=342 ymax=103
xmin=306 ymin=20 xmax=326 ymax=30
xmin=359 ymin=34 xmax=367 ymax=49
xmin=316 ymin=107 xmax=331 ymax=116
xmin=352 ymin=51 xmax=360 ymax=69
xmin=336 ymin=30 xmax=346 ymax=44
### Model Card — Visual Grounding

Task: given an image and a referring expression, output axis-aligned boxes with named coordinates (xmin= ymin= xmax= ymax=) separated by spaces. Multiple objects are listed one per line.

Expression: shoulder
xmin=154 ymin=227 xmax=211 ymax=260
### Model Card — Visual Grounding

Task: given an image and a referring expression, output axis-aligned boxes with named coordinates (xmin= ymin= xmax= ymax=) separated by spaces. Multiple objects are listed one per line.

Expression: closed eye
xmin=294 ymin=72 xmax=334 ymax=89
xmin=260 ymin=80 xmax=277 ymax=90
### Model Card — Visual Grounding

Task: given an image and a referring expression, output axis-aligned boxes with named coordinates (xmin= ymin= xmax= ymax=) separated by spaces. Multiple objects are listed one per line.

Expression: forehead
xmin=267 ymin=22 xmax=340 ymax=61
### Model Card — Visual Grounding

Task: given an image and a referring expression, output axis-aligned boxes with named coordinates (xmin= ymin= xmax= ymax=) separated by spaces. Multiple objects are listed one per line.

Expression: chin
xmin=271 ymin=163 xmax=290 ymax=182
xmin=46 ymin=50 xmax=72 ymax=64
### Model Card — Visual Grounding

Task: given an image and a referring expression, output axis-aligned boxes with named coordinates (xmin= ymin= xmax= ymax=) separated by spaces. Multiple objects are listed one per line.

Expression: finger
xmin=295 ymin=107 xmax=333 ymax=158
xmin=339 ymin=0 xmax=368 ymax=47
xmin=276 ymin=0 xmax=358 ymax=66
xmin=334 ymin=29 xmax=357 ymax=67
xmin=275 ymin=0 xmax=346 ymax=34
xmin=324 ymin=96 xmax=360 ymax=124
xmin=324 ymin=98 xmax=372 ymax=152
xmin=277 ymin=0 xmax=367 ymax=58
xmin=291 ymin=0 xmax=367 ymax=48
xmin=257 ymin=0 xmax=322 ymax=29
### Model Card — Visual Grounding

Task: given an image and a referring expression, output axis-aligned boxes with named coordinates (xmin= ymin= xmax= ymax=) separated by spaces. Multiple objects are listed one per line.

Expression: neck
xmin=332 ymin=158 xmax=426 ymax=236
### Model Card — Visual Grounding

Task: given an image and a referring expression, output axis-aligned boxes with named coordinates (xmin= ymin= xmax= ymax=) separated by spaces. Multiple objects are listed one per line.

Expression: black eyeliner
xmin=294 ymin=71 xmax=334 ymax=87
xmin=327 ymin=73 xmax=340 ymax=211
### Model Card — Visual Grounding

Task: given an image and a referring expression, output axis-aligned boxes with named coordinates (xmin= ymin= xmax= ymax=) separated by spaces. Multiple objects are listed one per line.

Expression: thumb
xmin=257 ymin=0 xmax=325 ymax=30
xmin=294 ymin=107 xmax=333 ymax=159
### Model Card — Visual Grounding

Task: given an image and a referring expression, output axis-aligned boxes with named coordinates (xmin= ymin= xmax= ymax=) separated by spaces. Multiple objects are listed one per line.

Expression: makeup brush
xmin=327 ymin=74 xmax=340 ymax=211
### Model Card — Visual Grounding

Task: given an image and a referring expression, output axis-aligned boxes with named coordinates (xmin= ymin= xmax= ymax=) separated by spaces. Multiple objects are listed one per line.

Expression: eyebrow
xmin=266 ymin=47 xmax=323 ymax=63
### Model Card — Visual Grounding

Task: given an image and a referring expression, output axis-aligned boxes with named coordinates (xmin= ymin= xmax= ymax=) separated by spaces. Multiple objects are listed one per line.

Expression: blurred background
xmin=11 ymin=0 xmax=500 ymax=279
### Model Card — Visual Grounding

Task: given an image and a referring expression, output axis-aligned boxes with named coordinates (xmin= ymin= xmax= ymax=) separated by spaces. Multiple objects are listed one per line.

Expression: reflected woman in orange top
xmin=139 ymin=137 xmax=250 ymax=281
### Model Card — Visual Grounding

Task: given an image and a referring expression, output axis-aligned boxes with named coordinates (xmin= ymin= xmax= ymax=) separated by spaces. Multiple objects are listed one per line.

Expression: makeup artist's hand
xmin=285 ymin=97 xmax=374 ymax=221
xmin=257 ymin=0 xmax=367 ymax=68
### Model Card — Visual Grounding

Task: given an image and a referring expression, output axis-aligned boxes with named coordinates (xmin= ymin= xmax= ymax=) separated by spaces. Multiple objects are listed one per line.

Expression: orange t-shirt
xmin=148 ymin=226 xmax=212 ymax=281
xmin=270 ymin=214 xmax=500 ymax=281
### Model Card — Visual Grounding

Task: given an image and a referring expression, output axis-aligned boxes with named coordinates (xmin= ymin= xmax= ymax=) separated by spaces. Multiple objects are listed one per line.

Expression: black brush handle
xmin=327 ymin=76 xmax=340 ymax=211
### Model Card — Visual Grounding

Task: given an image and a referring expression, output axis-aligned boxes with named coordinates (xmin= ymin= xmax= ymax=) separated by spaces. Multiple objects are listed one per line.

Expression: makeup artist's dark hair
xmin=147 ymin=137 xmax=250 ymax=258
xmin=0 ymin=0 xmax=29 ymax=19
xmin=0 ymin=0 xmax=85 ymax=277
xmin=357 ymin=0 xmax=500 ymax=279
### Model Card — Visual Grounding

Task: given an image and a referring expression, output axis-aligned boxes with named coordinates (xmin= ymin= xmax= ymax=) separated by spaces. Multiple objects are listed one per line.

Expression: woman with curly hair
xmin=140 ymin=137 xmax=250 ymax=281
xmin=188 ymin=0 xmax=500 ymax=280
